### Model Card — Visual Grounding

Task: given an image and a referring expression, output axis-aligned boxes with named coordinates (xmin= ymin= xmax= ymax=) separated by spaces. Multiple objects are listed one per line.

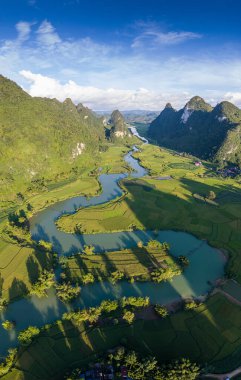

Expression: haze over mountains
xmin=148 ymin=96 xmax=241 ymax=166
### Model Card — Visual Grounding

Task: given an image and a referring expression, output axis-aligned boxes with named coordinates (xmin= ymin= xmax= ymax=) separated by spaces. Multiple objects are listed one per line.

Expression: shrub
xmin=110 ymin=270 xmax=124 ymax=284
xmin=154 ymin=305 xmax=169 ymax=318
xmin=123 ymin=310 xmax=135 ymax=324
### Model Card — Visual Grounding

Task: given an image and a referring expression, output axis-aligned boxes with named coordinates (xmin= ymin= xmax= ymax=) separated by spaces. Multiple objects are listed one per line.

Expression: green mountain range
xmin=148 ymin=96 xmax=241 ymax=166
xmin=0 ymin=75 xmax=106 ymax=202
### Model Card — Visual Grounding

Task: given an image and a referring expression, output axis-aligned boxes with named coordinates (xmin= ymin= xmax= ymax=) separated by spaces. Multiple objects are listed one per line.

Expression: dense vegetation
xmin=0 ymin=75 xmax=106 ymax=203
xmin=148 ymin=96 xmax=241 ymax=166
xmin=67 ymin=347 xmax=200 ymax=380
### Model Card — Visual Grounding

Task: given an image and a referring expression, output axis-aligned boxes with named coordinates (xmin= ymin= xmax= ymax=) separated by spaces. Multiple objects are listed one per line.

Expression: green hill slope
xmin=0 ymin=75 xmax=106 ymax=202
xmin=148 ymin=96 xmax=241 ymax=165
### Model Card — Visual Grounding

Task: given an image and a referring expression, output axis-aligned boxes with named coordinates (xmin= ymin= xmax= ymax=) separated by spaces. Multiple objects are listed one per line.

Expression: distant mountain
xmin=109 ymin=110 xmax=129 ymax=138
xmin=148 ymin=96 xmax=241 ymax=166
xmin=95 ymin=110 xmax=159 ymax=125
xmin=0 ymin=75 xmax=106 ymax=200
xmin=122 ymin=110 xmax=159 ymax=124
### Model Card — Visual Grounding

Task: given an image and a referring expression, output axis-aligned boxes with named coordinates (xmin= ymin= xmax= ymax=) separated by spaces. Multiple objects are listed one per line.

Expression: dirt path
xmin=203 ymin=365 xmax=241 ymax=379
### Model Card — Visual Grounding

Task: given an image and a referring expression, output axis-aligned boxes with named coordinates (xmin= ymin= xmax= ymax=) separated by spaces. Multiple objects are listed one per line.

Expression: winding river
xmin=0 ymin=144 xmax=225 ymax=356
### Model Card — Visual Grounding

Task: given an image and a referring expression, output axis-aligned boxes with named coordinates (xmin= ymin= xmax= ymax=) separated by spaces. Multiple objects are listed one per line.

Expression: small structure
xmin=194 ymin=161 xmax=202 ymax=167
xmin=121 ymin=366 xmax=128 ymax=379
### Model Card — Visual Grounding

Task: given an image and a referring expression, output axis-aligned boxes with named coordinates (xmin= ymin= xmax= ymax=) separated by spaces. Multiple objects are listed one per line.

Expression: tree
xmin=185 ymin=300 xmax=199 ymax=310
xmin=83 ymin=245 xmax=95 ymax=255
xmin=121 ymin=296 xmax=149 ymax=309
xmin=0 ymin=297 xmax=8 ymax=311
xmin=161 ymin=358 xmax=200 ymax=380
xmin=38 ymin=240 xmax=53 ymax=251
xmin=55 ymin=282 xmax=81 ymax=302
xmin=0 ymin=348 xmax=17 ymax=376
xmin=110 ymin=270 xmax=124 ymax=284
xmin=30 ymin=270 xmax=55 ymax=297
xmin=100 ymin=299 xmax=119 ymax=313
xmin=18 ymin=326 xmax=40 ymax=345
xmin=151 ymin=267 xmax=181 ymax=283
xmin=146 ymin=240 xmax=170 ymax=251
xmin=123 ymin=310 xmax=135 ymax=324
xmin=178 ymin=255 xmax=190 ymax=267
xmin=63 ymin=306 xmax=102 ymax=325
xmin=154 ymin=305 xmax=168 ymax=318
xmin=82 ymin=273 xmax=95 ymax=284
xmin=207 ymin=190 xmax=216 ymax=201
xmin=2 ymin=320 xmax=15 ymax=330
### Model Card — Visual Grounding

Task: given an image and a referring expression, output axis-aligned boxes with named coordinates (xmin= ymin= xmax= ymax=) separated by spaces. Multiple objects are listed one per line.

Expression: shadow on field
xmin=118 ymin=176 xmax=241 ymax=369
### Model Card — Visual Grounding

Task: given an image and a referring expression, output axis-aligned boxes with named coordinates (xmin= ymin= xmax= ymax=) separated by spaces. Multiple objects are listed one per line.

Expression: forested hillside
xmin=0 ymin=75 xmax=106 ymax=202
xmin=148 ymin=96 xmax=241 ymax=166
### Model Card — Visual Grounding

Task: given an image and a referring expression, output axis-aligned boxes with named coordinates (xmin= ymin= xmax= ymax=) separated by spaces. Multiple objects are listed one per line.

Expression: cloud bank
xmin=1 ymin=20 xmax=241 ymax=110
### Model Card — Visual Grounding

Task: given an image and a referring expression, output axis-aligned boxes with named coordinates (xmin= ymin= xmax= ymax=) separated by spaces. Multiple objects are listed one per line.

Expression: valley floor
xmin=1 ymin=142 xmax=241 ymax=379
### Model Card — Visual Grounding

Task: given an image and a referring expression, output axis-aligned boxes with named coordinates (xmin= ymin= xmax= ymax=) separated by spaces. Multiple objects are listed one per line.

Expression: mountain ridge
xmin=0 ymin=75 xmax=106 ymax=201
xmin=148 ymin=96 xmax=241 ymax=166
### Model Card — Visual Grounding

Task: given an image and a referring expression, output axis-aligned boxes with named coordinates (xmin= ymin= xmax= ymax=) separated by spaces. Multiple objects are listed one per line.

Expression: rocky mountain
xmin=109 ymin=110 xmax=129 ymax=138
xmin=148 ymin=96 xmax=241 ymax=165
xmin=0 ymin=75 xmax=106 ymax=200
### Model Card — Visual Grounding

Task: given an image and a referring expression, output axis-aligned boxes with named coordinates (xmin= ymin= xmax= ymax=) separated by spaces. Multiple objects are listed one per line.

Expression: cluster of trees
xmin=109 ymin=348 xmax=200 ymax=380
xmin=63 ymin=296 xmax=150 ymax=326
xmin=29 ymin=268 xmax=80 ymax=302
xmin=38 ymin=240 xmax=53 ymax=251
xmin=67 ymin=347 xmax=200 ymax=380
xmin=0 ymin=348 xmax=17 ymax=376
xmin=18 ymin=326 xmax=40 ymax=346
xmin=185 ymin=300 xmax=201 ymax=310
xmin=81 ymin=273 xmax=95 ymax=284
xmin=8 ymin=209 xmax=29 ymax=230
xmin=151 ymin=267 xmax=182 ymax=283
xmin=146 ymin=240 xmax=170 ymax=251
xmin=154 ymin=305 xmax=169 ymax=318
xmin=55 ymin=282 xmax=81 ymax=302
xmin=110 ymin=270 xmax=124 ymax=284
xmin=121 ymin=296 xmax=150 ymax=308
xmin=30 ymin=270 xmax=55 ymax=297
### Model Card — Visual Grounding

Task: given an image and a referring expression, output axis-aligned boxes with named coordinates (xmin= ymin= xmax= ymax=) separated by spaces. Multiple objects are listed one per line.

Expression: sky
xmin=1 ymin=0 xmax=241 ymax=110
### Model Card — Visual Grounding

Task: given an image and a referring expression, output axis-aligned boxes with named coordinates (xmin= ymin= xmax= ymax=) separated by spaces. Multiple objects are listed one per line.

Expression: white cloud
xmin=132 ymin=25 xmax=202 ymax=49
xmin=16 ymin=22 xmax=32 ymax=43
xmin=36 ymin=20 xmax=61 ymax=46
xmin=20 ymin=70 xmax=190 ymax=110
xmin=1 ymin=20 xmax=241 ymax=110
xmin=224 ymin=92 xmax=241 ymax=106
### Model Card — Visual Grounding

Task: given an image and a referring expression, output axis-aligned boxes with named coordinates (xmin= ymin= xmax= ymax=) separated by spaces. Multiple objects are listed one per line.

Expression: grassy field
xmin=4 ymin=293 xmax=241 ymax=379
xmin=2 ymin=142 xmax=241 ymax=377
xmin=64 ymin=246 xmax=178 ymax=283
xmin=0 ymin=144 xmax=133 ymax=302
xmin=0 ymin=239 xmax=54 ymax=301
xmin=57 ymin=144 xmax=241 ymax=281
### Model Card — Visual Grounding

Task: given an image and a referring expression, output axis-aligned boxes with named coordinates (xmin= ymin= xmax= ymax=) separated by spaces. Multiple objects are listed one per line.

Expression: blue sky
xmin=1 ymin=0 xmax=241 ymax=110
